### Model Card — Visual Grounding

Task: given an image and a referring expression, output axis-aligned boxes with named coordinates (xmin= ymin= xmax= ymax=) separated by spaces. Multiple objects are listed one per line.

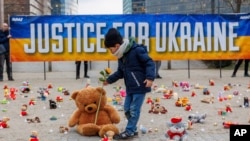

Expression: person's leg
xmin=244 ymin=59 xmax=250 ymax=77
xmin=0 ymin=54 xmax=5 ymax=81
xmin=124 ymin=93 xmax=145 ymax=135
xmin=84 ymin=61 xmax=89 ymax=78
xmin=5 ymin=53 xmax=14 ymax=81
xmin=232 ymin=59 xmax=243 ymax=77
xmin=75 ymin=61 xmax=81 ymax=79
xmin=155 ymin=61 xmax=162 ymax=78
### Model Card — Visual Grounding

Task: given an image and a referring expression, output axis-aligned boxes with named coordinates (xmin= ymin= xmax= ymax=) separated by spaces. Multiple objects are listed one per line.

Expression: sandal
xmin=113 ymin=131 xmax=136 ymax=140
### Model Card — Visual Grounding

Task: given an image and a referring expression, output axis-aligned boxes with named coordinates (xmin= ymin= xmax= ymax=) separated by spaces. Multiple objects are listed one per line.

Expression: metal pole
xmin=188 ymin=60 xmax=190 ymax=79
xmin=220 ymin=60 xmax=222 ymax=78
xmin=44 ymin=62 xmax=46 ymax=80
xmin=0 ymin=0 xmax=3 ymax=24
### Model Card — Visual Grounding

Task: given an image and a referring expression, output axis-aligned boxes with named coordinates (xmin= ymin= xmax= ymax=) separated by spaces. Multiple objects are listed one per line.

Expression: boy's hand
xmin=103 ymin=80 xmax=109 ymax=86
xmin=144 ymin=79 xmax=153 ymax=87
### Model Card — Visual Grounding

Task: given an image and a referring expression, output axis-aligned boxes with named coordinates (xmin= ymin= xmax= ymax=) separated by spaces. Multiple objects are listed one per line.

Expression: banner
xmin=10 ymin=14 xmax=250 ymax=62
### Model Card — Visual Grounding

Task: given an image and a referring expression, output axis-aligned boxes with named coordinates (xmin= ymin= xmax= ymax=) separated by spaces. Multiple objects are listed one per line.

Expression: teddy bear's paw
xmin=78 ymin=124 xmax=100 ymax=136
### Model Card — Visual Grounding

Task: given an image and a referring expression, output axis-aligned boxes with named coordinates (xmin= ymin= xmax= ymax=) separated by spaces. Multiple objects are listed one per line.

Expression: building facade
xmin=51 ymin=0 xmax=78 ymax=15
xmin=145 ymin=0 xmax=250 ymax=14
xmin=3 ymin=0 xmax=52 ymax=23
xmin=123 ymin=0 xmax=145 ymax=14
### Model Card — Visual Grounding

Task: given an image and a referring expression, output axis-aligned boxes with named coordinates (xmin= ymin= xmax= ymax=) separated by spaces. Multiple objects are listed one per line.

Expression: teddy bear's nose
xmin=87 ymin=107 xmax=93 ymax=111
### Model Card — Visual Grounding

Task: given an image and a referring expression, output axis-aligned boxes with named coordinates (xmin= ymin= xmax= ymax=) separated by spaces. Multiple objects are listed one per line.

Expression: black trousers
xmin=0 ymin=53 xmax=13 ymax=80
xmin=75 ymin=61 xmax=88 ymax=78
xmin=232 ymin=59 xmax=249 ymax=75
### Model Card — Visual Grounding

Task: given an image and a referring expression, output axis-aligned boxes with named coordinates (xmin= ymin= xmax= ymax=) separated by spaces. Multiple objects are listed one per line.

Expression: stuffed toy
xmin=225 ymin=103 xmax=232 ymax=112
xmin=175 ymin=97 xmax=189 ymax=107
xmin=20 ymin=81 xmax=31 ymax=93
xmin=201 ymin=96 xmax=214 ymax=104
xmin=56 ymin=96 xmax=63 ymax=102
xmin=209 ymin=79 xmax=215 ymax=86
xmin=188 ymin=113 xmax=206 ymax=124
xmin=29 ymin=97 xmax=36 ymax=106
xmin=0 ymin=117 xmax=10 ymax=128
xmin=148 ymin=102 xmax=167 ymax=114
xmin=59 ymin=126 xmax=69 ymax=134
xmin=185 ymin=103 xmax=192 ymax=111
xmin=223 ymin=121 xmax=238 ymax=128
xmin=9 ymin=87 xmax=17 ymax=100
xmin=100 ymin=130 xmax=115 ymax=141
xmin=146 ymin=96 xmax=153 ymax=104
xmin=29 ymin=131 xmax=39 ymax=141
xmin=49 ymin=99 xmax=57 ymax=109
xmin=172 ymin=80 xmax=179 ymax=87
xmin=20 ymin=104 xmax=28 ymax=116
xmin=68 ymin=86 xmax=120 ymax=137
xmin=165 ymin=117 xmax=188 ymax=141
xmin=179 ymin=81 xmax=190 ymax=91
xmin=163 ymin=89 xmax=173 ymax=99
xmin=203 ymin=88 xmax=210 ymax=95
xmin=26 ymin=117 xmax=41 ymax=123
xmin=37 ymin=87 xmax=49 ymax=101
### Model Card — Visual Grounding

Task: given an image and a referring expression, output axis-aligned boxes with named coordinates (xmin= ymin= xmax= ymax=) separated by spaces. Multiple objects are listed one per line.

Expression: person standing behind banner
xmin=0 ymin=23 xmax=14 ymax=81
xmin=155 ymin=60 xmax=162 ymax=79
xmin=231 ymin=59 xmax=250 ymax=77
xmin=75 ymin=61 xmax=89 ymax=79
xmin=103 ymin=28 xmax=155 ymax=140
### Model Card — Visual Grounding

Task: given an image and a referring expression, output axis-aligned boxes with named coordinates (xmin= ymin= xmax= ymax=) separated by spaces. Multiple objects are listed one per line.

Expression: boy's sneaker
xmin=113 ymin=131 xmax=138 ymax=140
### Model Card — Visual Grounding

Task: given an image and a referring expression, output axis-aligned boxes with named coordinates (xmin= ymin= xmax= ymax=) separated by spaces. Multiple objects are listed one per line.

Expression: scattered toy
xmin=148 ymin=102 xmax=167 ymax=114
xmin=29 ymin=130 xmax=39 ymax=141
xmin=165 ymin=116 xmax=188 ymax=141
xmin=188 ymin=113 xmax=206 ymax=124
xmin=49 ymin=99 xmax=57 ymax=109
xmin=20 ymin=104 xmax=28 ymax=116
xmin=0 ymin=117 xmax=10 ymax=128
xmin=26 ymin=117 xmax=41 ymax=123
xmin=59 ymin=126 xmax=69 ymax=134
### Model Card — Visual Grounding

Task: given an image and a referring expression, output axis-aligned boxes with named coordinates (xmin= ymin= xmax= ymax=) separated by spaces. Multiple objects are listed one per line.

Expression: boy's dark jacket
xmin=107 ymin=40 xmax=155 ymax=94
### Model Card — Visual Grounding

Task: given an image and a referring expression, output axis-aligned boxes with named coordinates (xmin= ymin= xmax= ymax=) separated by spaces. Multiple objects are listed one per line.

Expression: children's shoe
xmin=113 ymin=131 xmax=138 ymax=140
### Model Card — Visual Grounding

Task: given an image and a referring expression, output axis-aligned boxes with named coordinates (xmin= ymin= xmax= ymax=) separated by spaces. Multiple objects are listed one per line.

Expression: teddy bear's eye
xmin=84 ymin=104 xmax=87 ymax=107
xmin=94 ymin=102 xmax=96 ymax=104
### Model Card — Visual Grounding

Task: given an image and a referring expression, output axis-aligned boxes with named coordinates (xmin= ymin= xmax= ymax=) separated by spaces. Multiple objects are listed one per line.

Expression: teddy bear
xmin=188 ymin=113 xmax=206 ymax=124
xmin=68 ymin=86 xmax=120 ymax=137
xmin=165 ymin=117 xmax=188 ymax=141
xmin=0 ymin=117 xmax=10 ymax=128
xmin=148 ymin=102 xmax=167 ymax=114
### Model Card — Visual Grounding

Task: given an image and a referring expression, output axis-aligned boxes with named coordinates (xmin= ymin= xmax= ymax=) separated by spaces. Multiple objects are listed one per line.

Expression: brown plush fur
xmin=68 ymin=86 xmax=120 ymax=137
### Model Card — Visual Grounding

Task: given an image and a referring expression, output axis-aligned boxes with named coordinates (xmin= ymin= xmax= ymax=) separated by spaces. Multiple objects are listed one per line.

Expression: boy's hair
xmin=104 ymin=28 xmax=123 ymax=48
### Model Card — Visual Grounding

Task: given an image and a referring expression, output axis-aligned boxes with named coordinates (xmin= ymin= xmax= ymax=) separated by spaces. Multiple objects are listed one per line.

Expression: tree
xmin=223 ymin=0 xmax=250 ymax=13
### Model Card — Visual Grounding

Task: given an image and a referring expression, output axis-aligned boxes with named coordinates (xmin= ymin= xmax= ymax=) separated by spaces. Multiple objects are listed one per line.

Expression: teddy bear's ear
xmin=71 ymin=91 xmax=79 ymax=100
xmin=96 ymin=87 xmax=106 ymax=96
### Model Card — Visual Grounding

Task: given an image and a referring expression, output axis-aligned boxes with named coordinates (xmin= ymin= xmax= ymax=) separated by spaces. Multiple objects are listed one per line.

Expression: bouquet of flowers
xmin=99 ymin=68 xmax=112 ymax=82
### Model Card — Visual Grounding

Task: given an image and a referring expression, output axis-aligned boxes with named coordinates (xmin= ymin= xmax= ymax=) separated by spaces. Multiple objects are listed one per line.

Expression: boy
xmin=103 ymin=28 xmax=155 ymax=139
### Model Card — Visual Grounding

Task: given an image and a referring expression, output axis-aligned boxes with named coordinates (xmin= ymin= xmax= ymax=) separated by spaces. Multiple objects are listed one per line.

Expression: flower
xmin=99 ymin=68 xmax=112 ymax=82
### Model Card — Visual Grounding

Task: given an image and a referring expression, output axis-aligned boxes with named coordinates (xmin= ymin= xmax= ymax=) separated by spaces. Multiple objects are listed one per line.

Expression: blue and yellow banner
xmin=10 ymin=14 xmax=250 ymax=62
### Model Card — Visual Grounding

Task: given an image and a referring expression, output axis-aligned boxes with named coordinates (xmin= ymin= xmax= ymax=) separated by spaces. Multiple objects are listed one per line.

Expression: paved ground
xmin=1 ymin=66 xmax=249 ymax=141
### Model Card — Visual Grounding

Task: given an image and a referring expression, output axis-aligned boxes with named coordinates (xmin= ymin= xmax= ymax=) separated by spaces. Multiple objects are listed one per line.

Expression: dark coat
xmin=0 ymin=29 xmax=10 ymax=52
xmin=107 ymin=41 xmax=155 ymax=94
